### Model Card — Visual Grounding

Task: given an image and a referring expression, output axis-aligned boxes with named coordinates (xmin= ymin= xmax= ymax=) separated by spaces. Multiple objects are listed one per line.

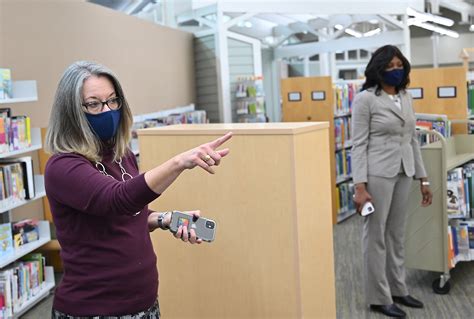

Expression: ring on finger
xmin=203 ymin=154 xmax=212 ymax=162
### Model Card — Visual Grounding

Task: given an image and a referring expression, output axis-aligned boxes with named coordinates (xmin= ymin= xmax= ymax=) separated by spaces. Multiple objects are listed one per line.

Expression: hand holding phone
xmin=361 ymin=202 xmax=375 ymax=217
xmin=169 ymin=211 xmax=217 ymax=242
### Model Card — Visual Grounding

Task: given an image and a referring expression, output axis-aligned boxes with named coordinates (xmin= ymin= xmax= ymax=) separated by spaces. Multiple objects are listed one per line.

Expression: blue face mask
xmin=383 ymin=69 xmax=404 ymax=87
xmin=85 ymin=109 xmax=121 ymax=141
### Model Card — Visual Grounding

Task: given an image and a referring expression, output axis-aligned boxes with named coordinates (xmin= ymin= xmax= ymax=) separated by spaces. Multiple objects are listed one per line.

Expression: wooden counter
xmin=138 ymin=122 xmax=335 ymax=319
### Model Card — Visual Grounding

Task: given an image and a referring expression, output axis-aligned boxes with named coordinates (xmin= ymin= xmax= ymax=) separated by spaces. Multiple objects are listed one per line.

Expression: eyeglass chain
xmin=95 ymin=158 xmax=140 ymax=216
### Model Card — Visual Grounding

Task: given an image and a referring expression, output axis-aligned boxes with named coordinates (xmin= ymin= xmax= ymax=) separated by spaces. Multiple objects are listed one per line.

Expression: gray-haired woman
xmin=45 ymin=61 xmax=232 ymax=318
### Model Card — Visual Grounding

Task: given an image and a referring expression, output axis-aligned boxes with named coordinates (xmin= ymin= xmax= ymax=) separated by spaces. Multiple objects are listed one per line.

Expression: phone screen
xmin=177 ymin=217 xmax=190 ymax=228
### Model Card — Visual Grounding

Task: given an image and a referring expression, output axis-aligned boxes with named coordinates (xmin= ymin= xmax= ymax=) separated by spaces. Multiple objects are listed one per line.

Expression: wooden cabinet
xmin=138 ymin=123 xmax=336 ymax=319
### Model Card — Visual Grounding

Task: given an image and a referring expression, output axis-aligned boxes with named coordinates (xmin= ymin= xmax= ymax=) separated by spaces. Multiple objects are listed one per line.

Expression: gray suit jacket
xmin=351 ymin=87 xmax=427 ymax=184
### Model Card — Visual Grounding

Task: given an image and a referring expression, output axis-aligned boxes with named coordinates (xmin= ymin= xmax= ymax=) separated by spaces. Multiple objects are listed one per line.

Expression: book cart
xmin=405 ymin=128 xmax=474 ymax=294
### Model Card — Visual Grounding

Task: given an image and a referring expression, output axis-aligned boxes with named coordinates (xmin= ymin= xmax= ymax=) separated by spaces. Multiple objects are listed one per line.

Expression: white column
xmin=402 ymin=14 xmax=411 ymax=61
xmin=161 ymin=0 xmax=177 ymax=27
xmin=431 ymin=33 xmax=439 ymax=68
xmin=215 ymin=2 xmax=232 ymax=123
xmin=319 ymin=28 xmax=330 ymax=76
xmin=328 ymin=28 xmax=337 ymax=80
xmin=271 ymin=58 xmax=283 ymax=122
xmin=303 ymin=56 xmax=310 ymax=77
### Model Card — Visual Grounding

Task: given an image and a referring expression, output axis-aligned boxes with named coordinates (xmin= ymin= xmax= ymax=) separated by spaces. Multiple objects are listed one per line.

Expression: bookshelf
xmin=0 ymin=221 xmax=51 ymax=268
xmin=13 ymin=266 xmax=55 ymax=318
xmin=0 ymin=80 xmax=55 ymax=316
xmin=410 ymin=67 xmax=468 ymax=134
xmin=405 ymin=131 xmax=474 ymax=294
xmin=281 ymin=77 xmax=361 ymax=224
xmin=234 ymin=76 xmax=266 ymax=123
xmin=0 ymin=81 xmax=38 ymax=104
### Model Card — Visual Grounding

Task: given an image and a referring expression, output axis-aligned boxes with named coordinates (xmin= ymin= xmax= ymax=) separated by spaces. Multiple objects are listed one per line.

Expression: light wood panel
xmin=138 ymin=123 xmax=335 ymax=319
xmin=410 ymin=67 xmax=468 ymax=134
xmin=281 ymin=77 xmax=337 ymax=224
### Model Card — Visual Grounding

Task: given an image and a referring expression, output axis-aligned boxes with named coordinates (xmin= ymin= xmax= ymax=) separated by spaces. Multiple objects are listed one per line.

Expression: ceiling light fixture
xmin=334 ymin=24 xmax=362 ymax=38
xmin=363 ymin=28 xmax=381 ymax=37
xmin=406 ymin=7 xmax=454 ymax=27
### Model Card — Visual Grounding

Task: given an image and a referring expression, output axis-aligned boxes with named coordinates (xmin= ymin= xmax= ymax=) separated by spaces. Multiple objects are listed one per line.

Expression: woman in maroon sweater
xmin=45 ymin=61 xmax=231 ymax=318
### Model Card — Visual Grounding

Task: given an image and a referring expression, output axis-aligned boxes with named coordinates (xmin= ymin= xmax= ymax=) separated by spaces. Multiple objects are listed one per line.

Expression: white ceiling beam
xmin=176 ymin=3 xmax=217 ymax=24
xmin=195 ymin=16 xmax=215 ymax=29
xmin=225 ymin=12 xmax=257 ymax=28
xmin=379 ymin=14 xmax=405 ymax=29
xmin=439 ymin=0 xmax=474 ymax=23
xmin=275 ymin=30 xmax=404 ymax=58
xmin=220 ymin=0 xmax=424 ymax=14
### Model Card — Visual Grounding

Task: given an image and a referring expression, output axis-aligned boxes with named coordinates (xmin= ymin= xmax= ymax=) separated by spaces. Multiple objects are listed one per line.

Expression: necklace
xmin=95 ymin=158 xmax=133 ymax=181
xmin=95 ymin=158 xmax=140 ymax=216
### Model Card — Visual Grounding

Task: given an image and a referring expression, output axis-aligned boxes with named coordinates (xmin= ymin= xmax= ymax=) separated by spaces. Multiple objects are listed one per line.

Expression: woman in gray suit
xmin=352 ymin=45 xmax=433 ymax=318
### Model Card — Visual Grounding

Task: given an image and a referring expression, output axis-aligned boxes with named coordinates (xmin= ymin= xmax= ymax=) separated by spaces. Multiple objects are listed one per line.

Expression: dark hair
xmin=362 ymin=45 xmax=411 ymax=95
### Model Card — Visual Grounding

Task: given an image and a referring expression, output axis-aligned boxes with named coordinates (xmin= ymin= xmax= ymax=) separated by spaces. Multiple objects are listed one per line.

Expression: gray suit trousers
xmin=363 ymin=173 xmax=413 ymax=305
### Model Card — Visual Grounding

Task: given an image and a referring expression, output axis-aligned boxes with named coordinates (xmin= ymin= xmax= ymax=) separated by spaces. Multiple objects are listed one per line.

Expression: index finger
xmin=208 ymin=132 xmax=233 ymax=149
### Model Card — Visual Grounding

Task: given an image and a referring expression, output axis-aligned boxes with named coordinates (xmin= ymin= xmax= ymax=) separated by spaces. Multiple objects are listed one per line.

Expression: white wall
xmin=410 ymin=33 xmax=474 ymax=67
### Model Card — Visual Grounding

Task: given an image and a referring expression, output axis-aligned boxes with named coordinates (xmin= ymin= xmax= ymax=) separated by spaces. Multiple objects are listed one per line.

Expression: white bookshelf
xmin=0 ymin=81 xmax=38 ymax=104
xmin=0 ymin=78 xmax=54 ymax=316
xmin=13 ymin=266 xmax=55 ymax=318
xmin=0 ymin=127 xmax=42 ymax=159
xmin=0 ymin=221 xmax=51 ymax=269
xmin=0 ymin=175 xmax=46 ymax=214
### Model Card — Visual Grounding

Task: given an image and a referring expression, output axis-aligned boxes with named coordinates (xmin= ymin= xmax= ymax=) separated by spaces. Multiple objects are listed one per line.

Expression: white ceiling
xmin=88 ymin=0 xmax=474 ymax=46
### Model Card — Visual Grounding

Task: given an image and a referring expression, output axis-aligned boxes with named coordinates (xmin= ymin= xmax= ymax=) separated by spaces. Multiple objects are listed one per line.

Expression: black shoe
xmin=393 ymin=295 xmax=424 ymax=308
xmin=370 ymin=304 xmax=407 ymax=318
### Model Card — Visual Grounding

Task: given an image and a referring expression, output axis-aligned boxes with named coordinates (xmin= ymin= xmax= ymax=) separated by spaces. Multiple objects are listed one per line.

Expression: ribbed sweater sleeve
xmin=45 ymin=153 xmax=159 ymax=216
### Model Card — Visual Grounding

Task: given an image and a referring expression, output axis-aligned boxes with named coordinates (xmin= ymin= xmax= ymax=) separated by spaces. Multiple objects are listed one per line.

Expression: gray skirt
xmin=51 ymin=300 xmax=160 ymax=319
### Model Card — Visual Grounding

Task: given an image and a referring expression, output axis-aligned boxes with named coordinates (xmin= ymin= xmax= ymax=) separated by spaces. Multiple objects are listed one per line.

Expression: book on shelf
xmin=0 ymin=223 xmax=13 ymax=258
xmin=447 ymin=167 xmax=469 ymax=218
xmin=415 ymin=113 xmax=451 ymax=146
xmin=468 ymin=80 xmax=474 ymax=117
xmin=0 ymin=157 xmax=35 ymax=200
xmin=235 ymin=76 xmax=264 ymax=98
xmin=131 ymin=110 xmax=208 ymax=139
xmin=12 ymin=219 xmax=39 ymax=249
xmin=334 ymin=117 xmax=351 ymax=150
xmin=0 ymin=252 xmax=47 ymax=317
xmin=333 ymin=82 xmax=361 ymax=116
xmin=0 ymin=69 xmax=12 ymax=100
xmin=234 ymin=76 xmax=266 ymax=122
xmin=336 ymin=181 xmax=355 ymax=216
xmin=335 ymin=149 xmax=352 ymax=180
xmin=448 ymin=220 xmax=474 ymax=265
xmin=0 ymin=110 xmax=31 ymax=153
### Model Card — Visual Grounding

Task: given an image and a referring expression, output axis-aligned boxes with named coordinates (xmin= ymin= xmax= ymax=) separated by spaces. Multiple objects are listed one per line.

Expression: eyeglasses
xmin=82 ymin=97 xmax=122 ymax=114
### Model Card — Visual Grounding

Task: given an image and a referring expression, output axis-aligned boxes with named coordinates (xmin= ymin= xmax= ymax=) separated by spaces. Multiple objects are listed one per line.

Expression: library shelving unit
xmin=234 ymin=76 xmax=266 ymax=123
xmin=0 ymin=80 xmax=55 ymax=317
xmin=281 ymin=76 xmax=361 ymax=224
xmin=409 ymin=66 xmax=468 ymax=134
xmin=405 ymin=130 xmax=474 ymax=294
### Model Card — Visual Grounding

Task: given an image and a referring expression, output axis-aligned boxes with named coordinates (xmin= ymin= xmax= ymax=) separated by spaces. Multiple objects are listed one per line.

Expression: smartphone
xmin=361 ymin=202 xmax=375 ymax=217
xmin=169 ymin=211 xmax=217 ymax=242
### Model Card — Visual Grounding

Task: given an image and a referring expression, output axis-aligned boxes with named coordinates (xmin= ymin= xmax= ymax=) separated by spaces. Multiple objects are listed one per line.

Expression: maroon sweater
xmin=45 ymin=149 xmax=160 ymax=316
